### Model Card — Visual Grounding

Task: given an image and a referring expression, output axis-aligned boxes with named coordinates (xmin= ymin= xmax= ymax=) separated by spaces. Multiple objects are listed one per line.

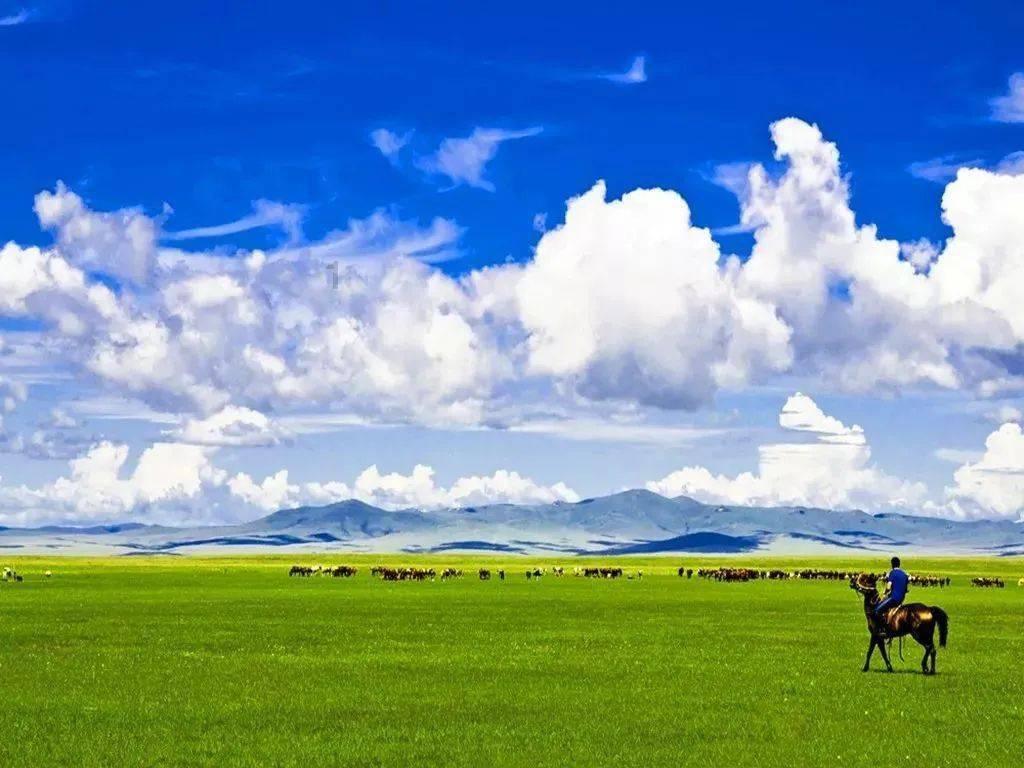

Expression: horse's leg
xmin=917 ymin=623 xmax=937 ymax=675
xmin=863 ymin=636 xmax=876 ymax=672
xmin=876 ymin=636 xmax=894 ymax=672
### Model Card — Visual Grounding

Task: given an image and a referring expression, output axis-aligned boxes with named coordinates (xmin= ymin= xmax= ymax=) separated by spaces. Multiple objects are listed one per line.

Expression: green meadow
xmin=0 ymin=555 xmax=1021 ymax=767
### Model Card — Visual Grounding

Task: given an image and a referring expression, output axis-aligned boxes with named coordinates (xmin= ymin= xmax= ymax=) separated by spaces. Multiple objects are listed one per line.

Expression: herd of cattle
xmin=972 ymin=577 xmax=1008 ymax=588
xmin=286 ymin=564 xmax=1019 ymax=587
xmin=682 ymin=567 xmax=959 ymax=585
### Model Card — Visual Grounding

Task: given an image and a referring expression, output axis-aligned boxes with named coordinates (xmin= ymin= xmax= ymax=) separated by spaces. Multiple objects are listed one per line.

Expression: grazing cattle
xmin=909 ymin=574 xmax=950 ymax=587
xmin=1018 ymin=577 xmax=1024 ymax=587
xmin=581 ymin=567 xmax=623 ymax=579
xmin=498 ymin=569 xmax=505 ymax=581
xmin=479 ymin=569 xmax=491 ymax=580
xmin=44 ymin=570 xmax=52 ymax=578
xmin=370 ymin=566 xmax=436 ymax=581
xmin=971 ymin=577 xmax=1005 ymax=588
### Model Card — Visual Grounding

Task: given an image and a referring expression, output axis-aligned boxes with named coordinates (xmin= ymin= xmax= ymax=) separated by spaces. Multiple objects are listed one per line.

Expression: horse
xmin=849 ymin=573 xmax=948 ymax=674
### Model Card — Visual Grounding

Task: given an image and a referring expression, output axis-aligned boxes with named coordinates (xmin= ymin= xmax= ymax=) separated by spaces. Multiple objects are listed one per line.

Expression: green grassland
xmin=1 ymin=554 xmax=1022 ymax=767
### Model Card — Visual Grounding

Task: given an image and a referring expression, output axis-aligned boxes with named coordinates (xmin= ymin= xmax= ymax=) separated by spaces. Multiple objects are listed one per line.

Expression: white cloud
xmin=0 ymin=8 xmax=32 ymax=26
xmin=0 ymin=433 xmax=580 ymax=523
xmin=907 ymin=155 xmax=983 ymax=183
xmin=0 ymin=441 xmax=229 ymax=526
xmin=350 ymin=464 xmax=578 ymax=509
xmin=370 ymin=128 xmax=411 ymax=162
xmin=944 ymin=422 xmax=1024 ymax=520
xmin=34 ymin=183 xmax=158 ymax=284
xmin=417 ymin=127 xmax=542 ymax=190
xmin=990 ymin=72 xmax=1024 ymax=123
xmin=513 ymin=180 xmax=793 ymax=408
xmin=162 ymin=200 xmax=305 ymax=243
xmin=6 ymin=117 xmax=1024 ymax=495
xmin=995 ymin=151 xmax=1024 ymax=175
xmin=934 ymin=448 xmax=982 ymax=465
xmin=647 ymin=393 xmax=926 ymax=511
xmin=602 ymin=55 xmax=647 ymax=84
xmin=986 ymin=404 xmax=1022 ymax=424
xmin=174 ymin=406 xmax=288 ymax=446
xmin=899 ymin=239 xmax=939 ymax=273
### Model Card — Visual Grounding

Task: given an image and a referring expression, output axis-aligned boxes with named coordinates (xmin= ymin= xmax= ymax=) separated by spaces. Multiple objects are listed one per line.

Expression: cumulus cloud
xmin=174 ymin=406 xmax=288 ymax=446
xmin=0 ymin=441 xmax=229 ymax=525
xmin=0 ymin=438 xmax=578 ymax=524
xmin=7 ymin=117 xmax=1024 ymax=527
xmin=647 ymin=393 xmax=926 ymax=511
xmin=8 ymin=117 xmax=1024 ymax=426
xmin=944 ymin=422 xmax=1024 ymax=520
xmin=417 ymin=127 xmax=542 ymax=190
xmin=514 ymin=181 xmax=792 ymax=408
xmin=990 ymin=72 xmax=1024 ymax=123
xmin=351 ymin=464 xmax=578 ymax=508
xmin=34 ymin=183 xmax=158 ymax=284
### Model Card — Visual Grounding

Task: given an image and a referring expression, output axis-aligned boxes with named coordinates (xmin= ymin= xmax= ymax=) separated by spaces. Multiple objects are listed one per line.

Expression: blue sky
xmin=1 ymin=1 xmax=1023 ymax=525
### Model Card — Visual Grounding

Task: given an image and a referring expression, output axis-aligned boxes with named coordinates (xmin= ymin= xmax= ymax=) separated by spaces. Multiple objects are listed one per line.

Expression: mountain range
xmin=2 ymin=490 xmax=1023 ymax=556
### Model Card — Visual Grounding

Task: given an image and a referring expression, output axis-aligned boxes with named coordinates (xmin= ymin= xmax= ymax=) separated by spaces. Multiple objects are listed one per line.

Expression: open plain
xmin=1 ymin=555 xmax=1022 ymax=767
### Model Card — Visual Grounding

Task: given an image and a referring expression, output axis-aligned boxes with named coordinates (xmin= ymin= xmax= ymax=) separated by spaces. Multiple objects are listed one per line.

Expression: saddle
xmin=876 ymin=605 xmax=901 ymax=636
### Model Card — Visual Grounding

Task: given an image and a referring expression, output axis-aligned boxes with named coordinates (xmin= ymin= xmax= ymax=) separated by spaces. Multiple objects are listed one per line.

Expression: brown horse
xmin=849 ymin=573 xmax=949 ymax=674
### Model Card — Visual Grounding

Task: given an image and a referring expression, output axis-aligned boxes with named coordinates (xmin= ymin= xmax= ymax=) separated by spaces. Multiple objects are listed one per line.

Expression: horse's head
xmin=849 ymin=573 xmax=878 ymax=595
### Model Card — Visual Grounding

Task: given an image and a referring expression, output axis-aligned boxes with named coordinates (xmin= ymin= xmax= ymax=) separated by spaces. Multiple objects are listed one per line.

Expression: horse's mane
xmin=854 ymin=573 xmax=878 ymax=592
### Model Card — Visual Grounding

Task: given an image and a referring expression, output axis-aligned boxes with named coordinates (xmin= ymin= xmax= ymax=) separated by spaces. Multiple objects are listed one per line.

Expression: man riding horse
xmin=850 ymin=561 xmax=948 ymax=674
xmin=874 ymin=556 xmax=909 ymax=636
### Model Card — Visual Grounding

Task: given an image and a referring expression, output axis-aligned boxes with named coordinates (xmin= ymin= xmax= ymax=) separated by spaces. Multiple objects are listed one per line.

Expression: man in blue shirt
xmin=874 ymin=556 xmax=910 ymax=635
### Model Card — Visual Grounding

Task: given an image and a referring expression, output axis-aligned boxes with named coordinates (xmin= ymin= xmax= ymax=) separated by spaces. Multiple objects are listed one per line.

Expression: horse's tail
xmin=933 ymin=607 xmax=949 ymax=647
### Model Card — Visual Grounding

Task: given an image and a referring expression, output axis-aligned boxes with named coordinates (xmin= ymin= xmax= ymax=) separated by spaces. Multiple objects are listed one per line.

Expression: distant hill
xmin=0 ymin=490 xmax=1021 ymax=555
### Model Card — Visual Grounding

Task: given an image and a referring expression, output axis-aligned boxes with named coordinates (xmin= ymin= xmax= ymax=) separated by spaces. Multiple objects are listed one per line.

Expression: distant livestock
xmin=909 ymin=574 xmax=951 ymax=587
xmin=288 ymin=565 xmax=357 ymax=577
xmin=971 ymin=577 xmax=1005 ymax=588
xmin=371 ymin=566 xmax=435 ymax=581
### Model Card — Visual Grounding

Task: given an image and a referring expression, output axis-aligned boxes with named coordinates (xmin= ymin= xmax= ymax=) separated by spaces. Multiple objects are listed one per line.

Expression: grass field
xmin=1 ymin=555 xmax=1022 ymax=767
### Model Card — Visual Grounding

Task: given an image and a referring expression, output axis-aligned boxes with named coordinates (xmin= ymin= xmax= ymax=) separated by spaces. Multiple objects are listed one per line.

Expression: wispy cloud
xmin=601 ymin=55 xmax=647 ymax=84
xmin=417 ymin=126 xmax=543 ymax=191
xmin=162 ymin=200 xmax=305 ymax=243
xmin=995 ymin=151 xmax=1024 ymax=175
xmin=0 ymin=7 xmax=33 ymax=26
xmin=907 ymin=154 xmax=983 ymax=183
xmin=990 ymin=72 xmax=1024 ymax=123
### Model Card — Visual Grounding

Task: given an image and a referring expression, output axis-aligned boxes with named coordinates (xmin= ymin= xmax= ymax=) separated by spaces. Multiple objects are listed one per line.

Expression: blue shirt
xmin=887 ymin=568 xmax=909 ymax=602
